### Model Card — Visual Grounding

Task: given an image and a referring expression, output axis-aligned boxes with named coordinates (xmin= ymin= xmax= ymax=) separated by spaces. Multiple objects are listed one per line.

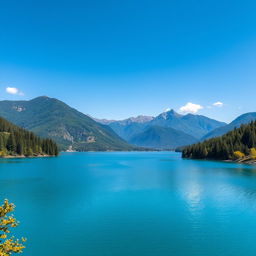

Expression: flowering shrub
xmin=0 ymin=200 xmax=25 ymax=256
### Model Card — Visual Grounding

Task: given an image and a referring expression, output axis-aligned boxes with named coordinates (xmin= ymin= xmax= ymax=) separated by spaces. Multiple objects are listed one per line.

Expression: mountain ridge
xmin=130 ymin=125 xmax=198 ymax=149
xmin=202 ymin=112 xmax=256 ymax=140
xmin=149 ymin=110 xmax=226 ymax=139
xmin=96 ymin=109 xmax=226 ymax=148
xmin=0 ymin=96 xmax=134 ymax=151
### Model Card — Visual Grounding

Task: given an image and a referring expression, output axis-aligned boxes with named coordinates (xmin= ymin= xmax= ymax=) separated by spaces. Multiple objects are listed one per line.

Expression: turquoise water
xmin=1 ymin=152 xmax=256 ymax=256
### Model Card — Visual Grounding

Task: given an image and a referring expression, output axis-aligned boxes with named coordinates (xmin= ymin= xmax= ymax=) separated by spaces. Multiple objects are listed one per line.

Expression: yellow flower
xmin=0 ymin=200 xmax=26 ymax=255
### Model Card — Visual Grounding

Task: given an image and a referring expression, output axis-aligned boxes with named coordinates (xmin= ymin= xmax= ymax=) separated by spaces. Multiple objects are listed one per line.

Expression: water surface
xmin=1 ymin=152 xmax=256 ymax=256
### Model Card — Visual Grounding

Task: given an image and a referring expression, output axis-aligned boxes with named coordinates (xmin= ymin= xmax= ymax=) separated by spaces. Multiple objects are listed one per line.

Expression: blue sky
xmin=0 ymin=0 xmax=256 ymax=122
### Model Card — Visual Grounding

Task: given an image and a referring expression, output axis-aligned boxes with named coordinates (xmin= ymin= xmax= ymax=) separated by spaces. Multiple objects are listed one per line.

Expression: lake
xmin=1 ymin=152 xmax=256 ymax=256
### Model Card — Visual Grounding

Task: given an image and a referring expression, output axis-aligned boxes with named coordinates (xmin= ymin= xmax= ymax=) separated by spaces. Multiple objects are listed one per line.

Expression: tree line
xmin=0 ymin=117 xmax=58 ymax=157
xmin=182 ymin=121 xmax=256 ymax=160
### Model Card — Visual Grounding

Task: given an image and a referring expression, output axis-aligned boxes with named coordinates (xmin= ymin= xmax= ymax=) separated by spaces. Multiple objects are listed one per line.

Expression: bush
xmin=233 ymin=151 xmax=245 ymax=159
xmin=249 ymin=148 xmax=256 ymax=159
xmin=0 ymin=200 xmax=26 ymax=255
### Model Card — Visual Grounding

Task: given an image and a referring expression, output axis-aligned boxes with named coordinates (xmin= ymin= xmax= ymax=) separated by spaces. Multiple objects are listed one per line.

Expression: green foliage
xmin=0 ymin=117 xmax=58 ymax=157
xmin=182 ymin=121 xmax=256 ymax=160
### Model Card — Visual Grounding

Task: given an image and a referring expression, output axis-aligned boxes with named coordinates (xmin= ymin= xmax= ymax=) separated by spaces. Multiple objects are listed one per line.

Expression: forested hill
xmin=0 ymin=116 xmax=58 ymax=157
xmin=0 ymin=96 xmax=133 ymax=151
xmin=182 ymin=121 xmax=256 ymax=161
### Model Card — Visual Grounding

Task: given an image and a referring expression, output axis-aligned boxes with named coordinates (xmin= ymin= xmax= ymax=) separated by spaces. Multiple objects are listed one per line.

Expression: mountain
xmin=121 ymin=115 xmax=154 ymax=124
xmin=182 ymin=121 xmax=256 ymax=161
xmin=94 ymin=109 xmax=225 ymax=149
xmin=98 ymin=115 xmax=154 ymax=141
xmin=0 ymin=96 xmax=134 ymax=151
xmin=148 ymin=110 xmax=226 ymax=139
xmin=202 ymin=112 xmax=256 ymax=140
xmin=0 ymin=116 xmax=58 ymax=157
xmin=130 ymin=126 xmax=198 ymax=149
xmin=96 ymin=115 xmax=153 ymax=126
xmin=93 ymin=118 xmax=116 ymax=125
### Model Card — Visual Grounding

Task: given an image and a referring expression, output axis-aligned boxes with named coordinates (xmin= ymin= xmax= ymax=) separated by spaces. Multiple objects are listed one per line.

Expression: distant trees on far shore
xmin=182 ymin=121 xmax=256 ymax=161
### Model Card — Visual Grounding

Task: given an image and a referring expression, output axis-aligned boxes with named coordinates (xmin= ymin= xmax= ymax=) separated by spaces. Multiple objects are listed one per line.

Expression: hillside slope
xmin=202 ymin=112 xmax=256 ymax=140
xmin=0 ymin=116 xmax=58 ymax=157
xmin=105 ymin=116 xmax=153 ymax=141
xmin=182 ymin=121 xmax=256 ymax=160
xmin=149 ymin=110 xmax=226 ymax=139
xmin=130 ymin=126 xmax=198 ymax=149
xmin=0 ymin=96 xmax=133 ymax=151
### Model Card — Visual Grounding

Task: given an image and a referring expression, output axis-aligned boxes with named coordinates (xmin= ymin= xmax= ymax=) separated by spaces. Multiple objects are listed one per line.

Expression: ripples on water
xmin=1 ymin=152 xmax=256 ymax=256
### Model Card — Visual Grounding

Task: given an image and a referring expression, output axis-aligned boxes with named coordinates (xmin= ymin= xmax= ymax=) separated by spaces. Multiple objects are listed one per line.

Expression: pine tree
xmin=6 ymin=132 xmax=16 ymax=153
xmin=182 ymin=121 xmax=256 ymax=160
xmin=0 ymin=117 xmax=59 ymax=157
xmin=0 ymin=135 xmax=4 ymax=151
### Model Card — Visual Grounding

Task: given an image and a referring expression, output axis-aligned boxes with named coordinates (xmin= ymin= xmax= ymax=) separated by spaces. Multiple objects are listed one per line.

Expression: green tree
xmin=0 ymin=136 xmax=4 ymax=151
xmin=182 ymin=121 xmax=256 ymax=160
xmin=6 ymin=133 xmax=16 ymax=154
xmin=0 ymin=117 xmax=59 ymax=157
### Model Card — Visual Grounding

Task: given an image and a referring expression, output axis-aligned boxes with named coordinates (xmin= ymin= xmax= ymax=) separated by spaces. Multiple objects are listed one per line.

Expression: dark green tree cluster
xmin=0 ymin=117 xmax=58 ymax=157
xmin=182 ymin=121 xmax=256 ymax=160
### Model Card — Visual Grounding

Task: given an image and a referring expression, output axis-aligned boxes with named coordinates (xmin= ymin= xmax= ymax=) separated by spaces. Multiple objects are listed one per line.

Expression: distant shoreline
xmin=63 ymin=149 xmax=163 ymax=153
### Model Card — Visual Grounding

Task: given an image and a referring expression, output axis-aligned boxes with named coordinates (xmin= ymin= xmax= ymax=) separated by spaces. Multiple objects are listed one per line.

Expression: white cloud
xmin=6 ymin=87 xmax=18 ymax=94
xmin=179 ymin=102 xmax=203 ymax=114
xmin=213 ymin=101 xmax=223 ymax=107
xmin=164 ymin=108 xmax=171 ymax=112
xmin=5 ymin=87 xmax=24 ymax=95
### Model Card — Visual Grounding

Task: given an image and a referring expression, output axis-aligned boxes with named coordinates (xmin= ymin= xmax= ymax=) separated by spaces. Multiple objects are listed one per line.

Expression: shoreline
xmin=224 ymin=159 xmax=256 ymax=165
xmin=183 ymin=157 xmax=256 ymax=166
xmin=0 ymin=154 xmax=55 ymax=159
xmin=181 ymin=157 xmax=256 ymax=167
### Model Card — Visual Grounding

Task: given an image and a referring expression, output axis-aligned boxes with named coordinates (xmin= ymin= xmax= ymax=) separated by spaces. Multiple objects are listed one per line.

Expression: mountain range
xmin=97 ymin=110 xmax=256 ymax=149
xmin=1 ymin=96 xmax=256 ymax=151
xmin=0 ymin=96 xmax=133 ymax=151
xmin=97 ymin=109 xmax=226 ymax=149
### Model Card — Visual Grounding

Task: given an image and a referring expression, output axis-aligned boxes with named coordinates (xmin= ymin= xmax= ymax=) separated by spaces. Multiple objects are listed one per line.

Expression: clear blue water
xmin=1 ymin=152 xmax=256 ymax=256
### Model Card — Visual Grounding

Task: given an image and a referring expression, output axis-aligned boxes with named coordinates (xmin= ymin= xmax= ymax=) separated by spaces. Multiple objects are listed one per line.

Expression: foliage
xmin=233 ymin=151 xmax=245 ymax=159
xmin=249 ymin=148 xmax=256 ymax=159
xmin=0 ymin=117 xmax=58 ymax=157
xmin=0 ymin=200 xmax=26 ymax=256
xmin=182 ymin=121 xmax=256 ymax=160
